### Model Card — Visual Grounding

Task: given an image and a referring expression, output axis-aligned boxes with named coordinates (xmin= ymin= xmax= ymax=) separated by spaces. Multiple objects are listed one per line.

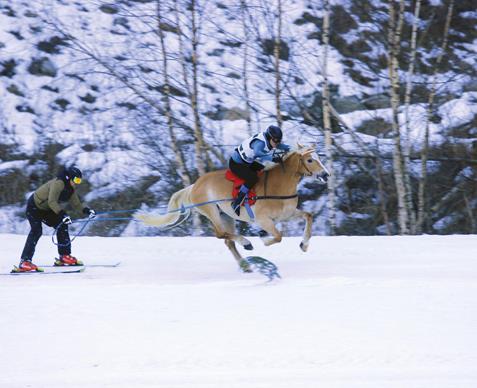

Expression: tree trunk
xmin=322 ymin=0 xmax=336 ymax=235
xmin=240 ymin=0 xmax=253 ymax=136
xmin=273 ymin=0 xmax=283 ymax=126
xmin=156 ymin=0 xmax=191 ymax=186
xmin=189 ymin=0 xmax=207 ymax=176
xmin=402 ymin=0 xmax=421 ymax=234
xmin=464 ymin=193 xmax=476 ymax=234
xmin=417 ymin=0 xmax=454 ymax=233
xmin=376 ymin=151 xmax=392 ymax=235
xmin=387 ymin=0 xmax=408 ymax=234
xmin=173 ymin=0 xmax=206 ymax=234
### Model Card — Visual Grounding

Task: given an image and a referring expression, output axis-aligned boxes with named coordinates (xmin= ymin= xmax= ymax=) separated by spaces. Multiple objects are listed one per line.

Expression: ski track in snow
xmin=0 ymin=234 xmax=476 ymax=388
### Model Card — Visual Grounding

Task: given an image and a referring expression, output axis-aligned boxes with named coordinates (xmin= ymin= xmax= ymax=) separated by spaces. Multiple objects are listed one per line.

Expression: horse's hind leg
xmin=195 ymin=205 xmax=253 ymax=270
xmin=224 ymin=239 xmax=251 ymax=272
xmin=196 ymin=205 xmax=253 ymax=249
xmin=219 ymin=212 xmax=253 ymax=272
xmin=224 ymin=239 xmax=241 ymax=262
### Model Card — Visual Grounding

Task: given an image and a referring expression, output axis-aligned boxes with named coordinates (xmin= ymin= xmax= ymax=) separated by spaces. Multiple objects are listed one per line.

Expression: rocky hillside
xmin=1 ymin=0 xmax=476 ymax=236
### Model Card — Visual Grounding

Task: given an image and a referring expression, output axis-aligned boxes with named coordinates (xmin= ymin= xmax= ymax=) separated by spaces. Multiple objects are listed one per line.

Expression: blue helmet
xmin=265 ymin=125 xmax=283 ymax=143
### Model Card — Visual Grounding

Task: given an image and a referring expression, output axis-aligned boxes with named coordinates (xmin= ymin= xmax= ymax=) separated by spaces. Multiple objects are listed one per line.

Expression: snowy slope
xmin=1 ymin=234 xmax=476 ymax=388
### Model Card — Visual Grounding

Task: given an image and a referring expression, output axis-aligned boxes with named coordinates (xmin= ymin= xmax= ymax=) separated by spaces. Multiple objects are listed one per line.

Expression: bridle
xmin=297 ymin=152 xmax=316 ymax=177
xmin=299 ymin=158 xmax=314 ymax=177
xmin=262 ymin=150 xmax=318 ymax=199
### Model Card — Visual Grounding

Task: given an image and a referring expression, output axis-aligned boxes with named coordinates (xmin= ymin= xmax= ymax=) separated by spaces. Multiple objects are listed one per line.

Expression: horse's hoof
xmin=300 ymin=241 xmax=308 ymax=252
xmin=244 ymin=243 xmax=254 ymax=251
xmin=239 ymin=260 xmax=252 ymax=273
xmin=258 ymin=230 xmax=268 ymax=237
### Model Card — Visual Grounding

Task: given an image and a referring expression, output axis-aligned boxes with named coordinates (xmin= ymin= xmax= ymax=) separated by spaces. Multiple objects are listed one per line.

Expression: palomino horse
xmin=137 ymin=145 xmax=329 ymax=271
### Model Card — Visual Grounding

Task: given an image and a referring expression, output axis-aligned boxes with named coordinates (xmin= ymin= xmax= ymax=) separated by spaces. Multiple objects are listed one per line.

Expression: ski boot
xmin=12 ymin=260 xmax=43 ymax=273
xmin=55 ymin=254 xmax=83 ymax=266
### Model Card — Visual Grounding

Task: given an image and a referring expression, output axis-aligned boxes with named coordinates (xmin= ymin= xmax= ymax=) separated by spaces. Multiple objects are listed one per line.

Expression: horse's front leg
xmin=291 ymin=209 xmax=313 ymax=252
xmin=256 ymin=217 xmax=282 ymax=246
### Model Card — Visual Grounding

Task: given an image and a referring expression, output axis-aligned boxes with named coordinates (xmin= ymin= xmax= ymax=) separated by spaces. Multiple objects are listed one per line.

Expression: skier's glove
xmin=83 ymin=207 xmax=96 ymax=219
xmin=62 ymin=214 xmax=72 ymax=225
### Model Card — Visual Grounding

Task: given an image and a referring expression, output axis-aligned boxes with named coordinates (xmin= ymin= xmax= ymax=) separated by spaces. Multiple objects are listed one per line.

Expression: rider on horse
xmin=229 ymin=125 xmax=291 ymax=216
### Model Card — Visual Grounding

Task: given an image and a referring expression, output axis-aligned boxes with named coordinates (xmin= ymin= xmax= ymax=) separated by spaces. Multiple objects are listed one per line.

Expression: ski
xmin=1 ymin=267 xmax=86 ymax=276
xmin=38 ymin=262 xmax=121 ymax=268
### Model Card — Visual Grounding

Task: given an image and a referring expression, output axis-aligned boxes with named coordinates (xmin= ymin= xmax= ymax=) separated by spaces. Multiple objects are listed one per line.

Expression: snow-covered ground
xmin=0 ymin=234 xmax=476 ymax=388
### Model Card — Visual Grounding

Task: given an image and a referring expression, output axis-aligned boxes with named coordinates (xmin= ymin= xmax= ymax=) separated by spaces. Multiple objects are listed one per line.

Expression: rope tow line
xmin=51 ymin=193 xmax=299 ymax=246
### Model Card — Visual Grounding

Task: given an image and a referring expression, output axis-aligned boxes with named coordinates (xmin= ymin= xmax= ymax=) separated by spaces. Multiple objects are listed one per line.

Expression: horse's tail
xmin=135 ymin=185 xmax=193 ymax=228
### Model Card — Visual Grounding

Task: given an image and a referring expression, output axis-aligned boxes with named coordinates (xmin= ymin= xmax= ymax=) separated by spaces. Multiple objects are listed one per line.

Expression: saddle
xmin=225 ymin=170 xmax=257 ymax=206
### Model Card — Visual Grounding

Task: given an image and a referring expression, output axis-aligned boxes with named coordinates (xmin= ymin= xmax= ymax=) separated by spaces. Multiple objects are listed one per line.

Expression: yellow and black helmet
xmin=66 ymin=166 xmax=82 ymax=184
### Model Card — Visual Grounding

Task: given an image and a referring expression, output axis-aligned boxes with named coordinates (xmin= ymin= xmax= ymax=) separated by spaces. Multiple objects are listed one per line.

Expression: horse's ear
xmin=299 ymin=147 xmax=315 ymax=157
xmin=296 ymin=141 xmax=304 ymax=149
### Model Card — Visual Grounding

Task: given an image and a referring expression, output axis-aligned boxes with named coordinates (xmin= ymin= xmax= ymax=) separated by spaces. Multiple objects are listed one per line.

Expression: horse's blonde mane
xmin=263 ymin=146 xmax=314 ymax=171
xmin=263 ymin=151 xmax=297 ymax=171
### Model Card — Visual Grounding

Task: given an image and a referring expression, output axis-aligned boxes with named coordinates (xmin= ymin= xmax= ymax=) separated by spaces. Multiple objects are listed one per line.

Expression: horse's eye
xmin=307 ymin=159 xmax=313 ymax=163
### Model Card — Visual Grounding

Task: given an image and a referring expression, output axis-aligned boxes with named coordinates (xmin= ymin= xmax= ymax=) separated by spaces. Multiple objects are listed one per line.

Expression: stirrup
xmin=231 ymin=199 xmax=243 ymax=216
xmin=231 ymin=189 xmax=247 ymax=216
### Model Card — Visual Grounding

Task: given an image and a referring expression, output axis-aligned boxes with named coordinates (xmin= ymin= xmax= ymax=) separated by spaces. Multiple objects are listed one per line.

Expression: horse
xmin=136 ymin=145 xmax=329 ymax=271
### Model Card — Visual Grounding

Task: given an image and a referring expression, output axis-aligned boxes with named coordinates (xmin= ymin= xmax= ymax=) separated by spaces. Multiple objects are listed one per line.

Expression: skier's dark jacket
xmin=32 ymin=170 xmax=84 ymax=215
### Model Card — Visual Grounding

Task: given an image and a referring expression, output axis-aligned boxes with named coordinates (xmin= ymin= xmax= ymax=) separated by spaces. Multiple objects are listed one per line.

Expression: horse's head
xmin=296 ymin=147 xmax=330 ymax=184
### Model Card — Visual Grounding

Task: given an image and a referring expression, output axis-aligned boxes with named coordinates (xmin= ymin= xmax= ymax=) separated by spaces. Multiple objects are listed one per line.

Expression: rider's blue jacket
xmin=231 ymin=131 xmax=290 ymax=165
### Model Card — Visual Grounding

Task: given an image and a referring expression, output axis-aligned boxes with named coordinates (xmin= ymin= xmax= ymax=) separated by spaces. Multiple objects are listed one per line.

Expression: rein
xmin=253 ymin=193 xmax=298 ymax=200
xmin=51 ymin=156 xmax=308 ymax=245
xmin=52 ymin=191 xmax=299 ymax=245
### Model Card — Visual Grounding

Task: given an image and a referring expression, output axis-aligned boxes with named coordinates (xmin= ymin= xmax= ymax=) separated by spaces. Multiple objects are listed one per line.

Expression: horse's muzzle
xmin=317 ymin=171 xmax=329 ymax=184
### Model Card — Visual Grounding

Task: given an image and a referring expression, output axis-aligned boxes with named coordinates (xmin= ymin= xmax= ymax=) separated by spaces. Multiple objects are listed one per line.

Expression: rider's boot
xmin=231 ymin=185 xmax=249 ymax=216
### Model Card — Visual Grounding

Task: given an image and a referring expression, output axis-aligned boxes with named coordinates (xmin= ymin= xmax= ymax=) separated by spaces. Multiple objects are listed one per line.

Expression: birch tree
xmin=239 ymin=0 xmax=255 ymax=136
xmin=156 ymin=0 xmax=191 ymax=186
xmin=321 ymin=0 xmax=337 ymax=234
xmin=174 ymin=0 xmax=208 ymax=177
xmin=417 ymin=0 xmax=455 ymax=233
xmin=387 ymin=0 xmax=409 ymax=234
xmin=273 ymin=0 xmax=283 ymax=126
xmin=402 ymin=0 xmax=422 ymax=234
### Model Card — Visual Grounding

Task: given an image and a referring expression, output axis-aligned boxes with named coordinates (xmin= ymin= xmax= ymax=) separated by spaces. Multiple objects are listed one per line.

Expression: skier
xmin=229 ymin=125 xmax=291 ymax=216
xmin=17 ymin=166 xmax=96 ymax=272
